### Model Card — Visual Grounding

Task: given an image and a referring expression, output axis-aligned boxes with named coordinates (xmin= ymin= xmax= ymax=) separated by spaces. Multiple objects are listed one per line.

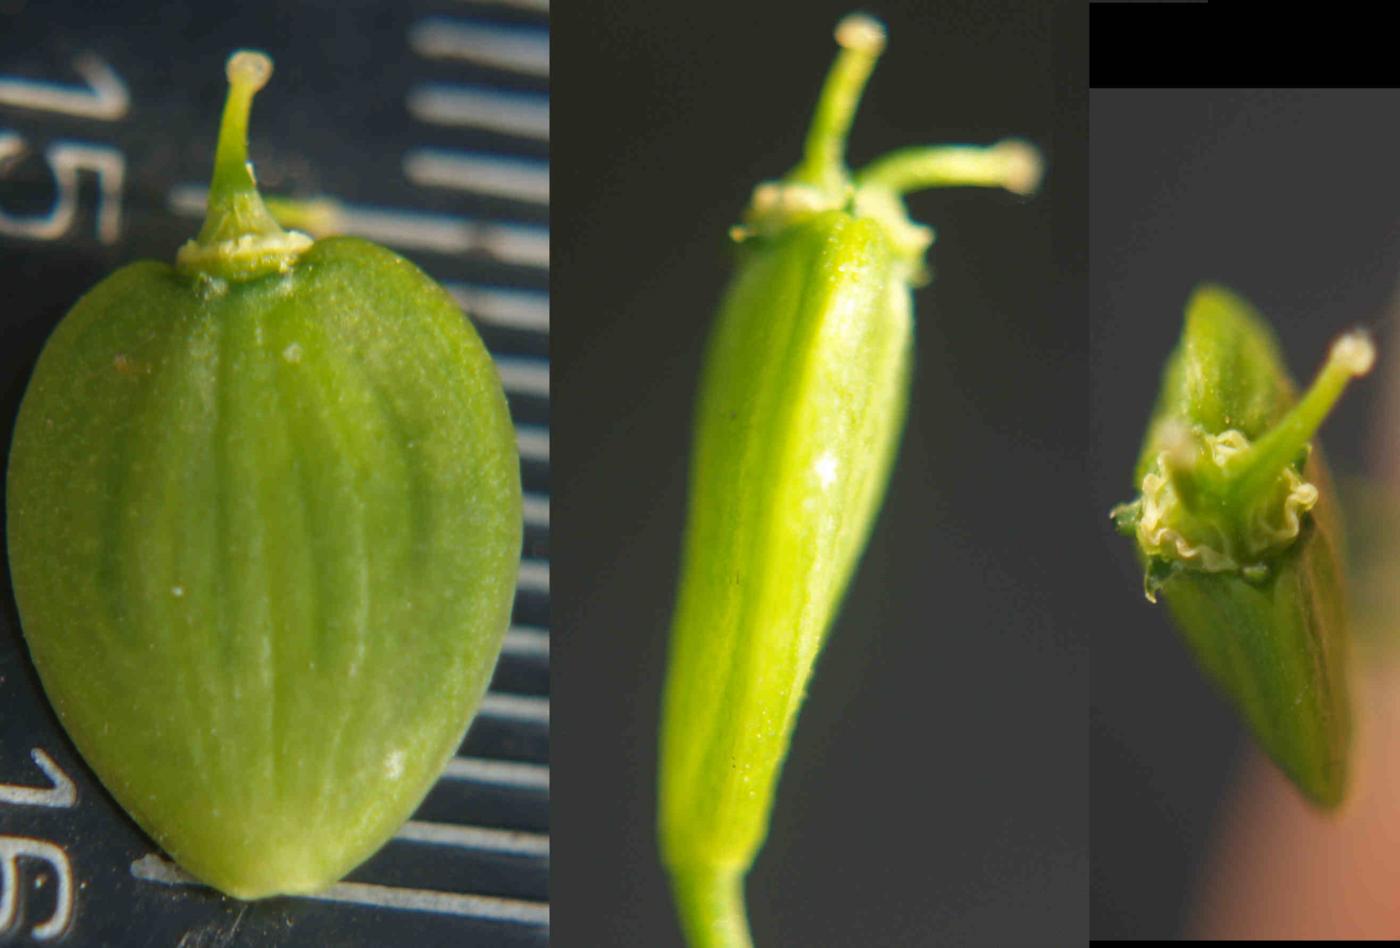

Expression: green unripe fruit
xmin=656 ymin=15 xmax=1041 ymax=947
xmin=5 ymin=51 xmax=521 ymax=898
xmin=1112 ymin=285 xmax=1372 ymax=807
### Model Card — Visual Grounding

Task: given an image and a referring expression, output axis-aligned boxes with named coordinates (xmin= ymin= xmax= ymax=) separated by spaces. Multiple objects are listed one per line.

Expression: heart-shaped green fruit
xmin=5 ymin=51 xmax=521 ymax=898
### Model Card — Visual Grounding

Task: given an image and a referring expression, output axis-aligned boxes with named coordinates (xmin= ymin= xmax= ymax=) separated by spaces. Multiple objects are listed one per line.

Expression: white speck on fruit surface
xmin=385 ymin=750 xmax=405 ymax=779
xmin=814 ymin=451 xmax=838 ymax=490
xmin=282 ymin=343 xmax=303 ymax=363
xmin=171 ymin=585 xmax=184 ymax=598
xmin=193 ymin=271 xmax=229 ymax=299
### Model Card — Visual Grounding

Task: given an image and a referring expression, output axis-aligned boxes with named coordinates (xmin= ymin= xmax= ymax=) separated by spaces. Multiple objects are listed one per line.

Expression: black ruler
xmin=1 ymin=2 xmax=549 ymax=945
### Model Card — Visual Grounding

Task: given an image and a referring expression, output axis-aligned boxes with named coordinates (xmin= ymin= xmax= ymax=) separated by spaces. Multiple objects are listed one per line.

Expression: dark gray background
xmin=554 ymin=2 xmax=1088 ymax=945
xmin=1090 ymin=89 xmax=1400 ymax=938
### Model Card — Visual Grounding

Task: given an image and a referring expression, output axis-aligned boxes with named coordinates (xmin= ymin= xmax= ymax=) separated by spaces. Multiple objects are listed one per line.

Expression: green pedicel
xmin=1112 ymin=284 xmax=1373 ymax=808
xmin=6 ymin=52 xmax=522 ymax=898
xmin=656 ymin=15 xmax=1042 ymax=947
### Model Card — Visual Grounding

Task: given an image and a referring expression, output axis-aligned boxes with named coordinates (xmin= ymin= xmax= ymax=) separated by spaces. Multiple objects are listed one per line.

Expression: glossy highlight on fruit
xmin=6 ymin=51 xmax=521 ymax=898
xmin=1112 ymin=285 xmax=1372 ymax=807
xmin=656 ymin=15 xmax=1041 ymax=947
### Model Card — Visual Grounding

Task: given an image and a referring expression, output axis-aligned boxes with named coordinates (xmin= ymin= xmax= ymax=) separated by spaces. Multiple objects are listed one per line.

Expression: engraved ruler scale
xmin=1 ymin=2 xmax=549 ymax=944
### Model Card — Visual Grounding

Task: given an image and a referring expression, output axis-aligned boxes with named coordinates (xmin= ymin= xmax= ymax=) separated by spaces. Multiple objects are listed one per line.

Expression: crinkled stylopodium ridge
xmin=1135 ymin=429 xmax=1317 ymax=572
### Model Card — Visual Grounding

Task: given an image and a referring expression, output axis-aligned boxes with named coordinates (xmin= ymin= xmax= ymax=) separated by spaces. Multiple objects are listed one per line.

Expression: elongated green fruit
xmin=657 ymin=16 xmax=1041 ymax=947
xmin=6 ymin=51 xmax=521 ymax=897
xmin=1112 ymin=285 xmax=1372 ymax=807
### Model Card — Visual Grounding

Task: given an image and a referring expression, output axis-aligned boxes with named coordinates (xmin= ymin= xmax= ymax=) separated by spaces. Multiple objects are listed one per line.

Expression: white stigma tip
xmin=227 ymin=50 xmax=273 ymax=91
xmin=996 ymin=140 xmax=1044 ymax=196
xmin=835 ymin=14 xmax=886 ymax=55
xmin=1332 ymin=330 xmax=1376 ymax=376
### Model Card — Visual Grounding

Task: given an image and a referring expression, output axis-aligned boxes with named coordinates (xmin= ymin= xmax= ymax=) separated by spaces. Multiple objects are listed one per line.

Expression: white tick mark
xmin=814 ymin=451 xmax=838 ymax=490
xmin=171 ymin=585 xmax=184 ymax=598
xmin=385 ymin=750 xmax=405 ymax=780
xmin=282 ymin=342 xmax=303 ymax=363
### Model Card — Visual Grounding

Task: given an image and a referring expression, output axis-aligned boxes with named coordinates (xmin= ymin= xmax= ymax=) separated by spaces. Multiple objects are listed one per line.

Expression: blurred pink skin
xmin=1193 ymin=662 xmax=1400 ymax=939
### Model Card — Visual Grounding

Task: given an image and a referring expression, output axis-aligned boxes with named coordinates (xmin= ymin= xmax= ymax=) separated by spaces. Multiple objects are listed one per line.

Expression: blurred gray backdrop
xmin=1090 ymin=89 xmax=1400 ymax=938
